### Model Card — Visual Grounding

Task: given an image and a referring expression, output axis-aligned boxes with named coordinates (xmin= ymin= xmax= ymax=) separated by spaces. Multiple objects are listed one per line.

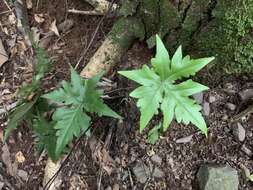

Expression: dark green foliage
xmin=191 ymin=0 xmax=253 ymax=74
xmin=4 ymin=45 xmax=50 ymax=140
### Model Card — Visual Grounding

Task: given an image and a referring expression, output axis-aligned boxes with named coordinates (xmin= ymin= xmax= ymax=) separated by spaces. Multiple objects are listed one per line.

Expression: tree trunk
xmin=81 ymin=0 xmax=253 ymax=78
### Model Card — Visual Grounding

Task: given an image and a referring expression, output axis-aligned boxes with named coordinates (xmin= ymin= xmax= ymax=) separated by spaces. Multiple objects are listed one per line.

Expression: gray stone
xmin=208 ymin=95 xmax=216 ymax=103
xmin=132 ymin=162 xmax=150 ymax=183
xmin=176 ymin=135 xmax=193 ymax=144
xmin=153 ymin=167 xmax=165 ymax=178
xmin=232 ymin=123 xmax=246 ymax=142
xmin=151 ymin=155 xmax=162 ymax=165
xmin=241 ymin=145 xmax=252 ymax=157
xmin=239 ymin=89 xmax=253 ymax=101
xmin=105 ymin=186 xmax=112 ymax=190
xmin=0 ymin=182 xmax=4 ymax=190
xmin=17 ymin=170 xmax=28 ymax=181
xmin=225 ymin=103 xmax=236 ymax=111
xmin=203 ymin=102 xmax=210 ymax=116
xmin=193 ymin=92 xmax=204 ymax=104
xmin=197 ymin=165 xmax=239 ymax=190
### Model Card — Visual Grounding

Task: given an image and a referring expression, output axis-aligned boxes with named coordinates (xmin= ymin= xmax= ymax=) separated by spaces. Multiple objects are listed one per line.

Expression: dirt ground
xmin=0 ymin=0 xmax=253 ymax=190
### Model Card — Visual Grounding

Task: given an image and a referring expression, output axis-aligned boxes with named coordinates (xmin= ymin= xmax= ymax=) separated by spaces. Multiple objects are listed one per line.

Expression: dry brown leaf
xmin=89 ymin=137 xmax=115 ymax=175
xmin=31 ymin=27 xmax=41 ymax=43
xmin=49 ymin=20 xmax=60 ymax=36
xmin=8 ymin=14 xmax=16 ymax=25
xmin=2 ymin=144 xmax=18 ymax=176
xmin=34 ymin=14 xmax=45 ymax=23
xmin=0 ymin=129 xmax=3 ymax=142
xmin=15 ymin=151 xmax=26 ymax=163
xmin=26 ymin=0 xmax=33 ymax=9
xmin=0 ymin=39 xmax=8 ymax=67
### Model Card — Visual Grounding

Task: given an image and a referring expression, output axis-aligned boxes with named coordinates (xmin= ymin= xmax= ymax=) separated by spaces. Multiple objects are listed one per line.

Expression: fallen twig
xmin=68 ymin=8 xmax=105 ymax=16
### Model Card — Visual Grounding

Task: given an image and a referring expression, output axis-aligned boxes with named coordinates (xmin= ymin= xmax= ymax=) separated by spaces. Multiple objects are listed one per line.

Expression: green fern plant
xmin=42 ymin=68 xmax=121 ymax=157
xmin=4 ymin=45 xmax=50 ymax=140
xmin=119 ymin=35 xmax=214 ymax=143
xmin=5 ymin=45 xmax=121 ymax=161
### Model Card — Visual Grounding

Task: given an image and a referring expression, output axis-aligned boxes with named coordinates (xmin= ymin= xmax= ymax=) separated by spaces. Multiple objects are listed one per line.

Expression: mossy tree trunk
xmin=81 ymin=0 xmax=253 ymax=77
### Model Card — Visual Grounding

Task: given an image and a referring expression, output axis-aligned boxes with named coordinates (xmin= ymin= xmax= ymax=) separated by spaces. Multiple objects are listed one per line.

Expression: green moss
xmin=108 ymin=17 xmax=145 ymax=49
xmin=191 ymin=0 xmax=253 ymax=74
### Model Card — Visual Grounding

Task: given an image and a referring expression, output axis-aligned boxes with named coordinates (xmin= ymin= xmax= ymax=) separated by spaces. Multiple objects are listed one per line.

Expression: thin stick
xmin=3 ymin=0 xmax=12 ymax=11
xmin=0 ymin=10 xmax=12 ymax=15
xmin=68 ymin=9 xmax=104 ymax=16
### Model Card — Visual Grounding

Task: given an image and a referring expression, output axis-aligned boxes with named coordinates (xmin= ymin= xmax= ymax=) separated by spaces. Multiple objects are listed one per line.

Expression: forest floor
xmin=0 ymin=0 xmax=253 ymax=190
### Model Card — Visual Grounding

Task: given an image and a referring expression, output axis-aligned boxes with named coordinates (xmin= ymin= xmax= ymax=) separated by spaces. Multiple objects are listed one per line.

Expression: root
xmin=43 ymin=158 xmax=63 ymax=190
xmin=80 ymin=37 xmax=123 ymax=78
xmin=80 ymin=17 xmax=144 ymax=77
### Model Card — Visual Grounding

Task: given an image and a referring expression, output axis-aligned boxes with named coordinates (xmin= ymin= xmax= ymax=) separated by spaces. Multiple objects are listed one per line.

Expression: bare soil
xmin=0 ymin=0 xmax=252 ymax=190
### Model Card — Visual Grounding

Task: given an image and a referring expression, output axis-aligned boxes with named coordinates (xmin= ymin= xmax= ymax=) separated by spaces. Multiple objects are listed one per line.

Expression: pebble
xmin=232 ymin=123 xmax=246 ymax=142
xmin=153 ymin=167 xmax=165 ymax=178
xmin=208 ymin=95 xmax=216 ymax=103
xmin=132 ymin=162 xmax=150 ymax=183
xmin=197 ymin=165 xmax=239 ymax=190
xmin=203 ymin=102 xmax=210 ymax=116
xmin=176 ymin=135 xmax=193 ymax=144
xmin=225 ymin=103 xmax=236 ymax=111
xmin=224 ymin=83 xmax=236 ymax=94
xmin=0 ymin=182 xmax=4 ymax=189
xmin=17 ymin=170 xmax=28 ymax=181
xmin=193 ymin=92 xmax=204 ymax=104
xmin=239 ymin=89 xmax=253 ymax=101
xmin=221 ymin=114 xmax=228 ymax=121
xmin=151 ymin=155 xmax=162 ymax=165
xmin=241 ymin=145 xmax=252 ymax=157
xmin=113 ymin=184 xmax=120 ymax=190
xmin=105 ymin=186 xmax=112 ymax=190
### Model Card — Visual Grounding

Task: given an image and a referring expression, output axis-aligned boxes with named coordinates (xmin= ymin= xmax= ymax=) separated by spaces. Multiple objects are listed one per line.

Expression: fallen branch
xmin=80 ymin=17 xmax=144 ymax=77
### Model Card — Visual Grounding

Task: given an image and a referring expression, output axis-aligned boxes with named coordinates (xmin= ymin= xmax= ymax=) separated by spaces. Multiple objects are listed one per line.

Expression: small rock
xmin=221 ymin=114 xmax=228 ymax=121
xmin=151 ymin=155 xmax=162 ymax=165
xmin=105 ymin=186 xmax=112 ymax=190
xmin=203 ymin=102 xmax=210 ymax=116
xmin=153 ymin=167 xmax=165 ymax=178
xmin=224 ymin=83 xmax=236 ymax=94
xmin=17 ymin=170 xmax=28 ymax=181
xmin=208 ymin=95 xmax=216 ymax=103
xmin=0 ymin=182 xmax=4 ymax=189
xmin=197 ymin=165 xmax=239 ymax=190
xmin=132 ymin=162 xmax=150 ymax=183
xmin=176 ymin=135 xmax=193 ymax=144
xmin=241 ymin=144 xmax=252 ymax=156
xmin=239 ymin=89 xmax=253 ymax=101
xmin=225 ymin=103 xmax=236 ymax=111
xmin=193 ymin=92 xmax=204 ymax=104
xmin=232 ymin=123 xmax=246 ymax=142
xmin=113 ymin=184 xmax=120 ymax=190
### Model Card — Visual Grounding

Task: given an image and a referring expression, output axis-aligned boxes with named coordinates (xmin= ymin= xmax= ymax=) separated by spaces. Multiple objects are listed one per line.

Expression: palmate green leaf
xmin=42 ymin=67 xmax=85 ymax=105
xmin=169 ymin=55 xmax=215 ymax=81
xmin=119 ymin=35 xmax=214 ymax=140
xmin=147 ymin=124 xmax=161 ymax=145
xmin=53 ymin=106 xmax=91 ymax=156
xmin=130 ymin=85 xmax=163 ymax=132
xmin=83 ymin=73 xmax=121 ymax=119
xmin=118 ymin=65 xmax=160 ymax=86
xmin=151 ymin=35 xmax=170 ymax=80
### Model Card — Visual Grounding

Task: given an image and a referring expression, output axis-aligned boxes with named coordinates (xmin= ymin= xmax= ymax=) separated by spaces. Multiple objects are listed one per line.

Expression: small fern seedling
xmin=119 ymin=35 xmax=214 ymax=143
xmin=42 ymin=68 xmax=121 ymax=157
